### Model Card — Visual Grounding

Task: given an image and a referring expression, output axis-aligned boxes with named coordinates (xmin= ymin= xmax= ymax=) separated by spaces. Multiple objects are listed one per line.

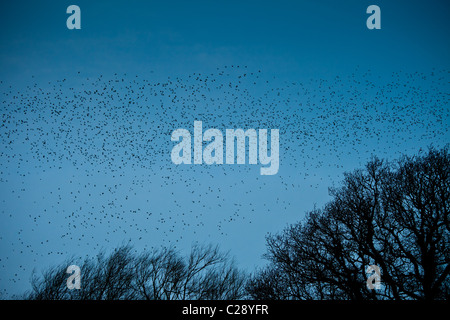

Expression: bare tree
xmin=25 ymin=243 xmax=247 ymax=300
xmin=246 ymin=266 xmax=295 ymax=300
xmin=247 ymin=146 xmax=449 ymax=300
xmin=132 ymin=244 xmax=246 ymax=300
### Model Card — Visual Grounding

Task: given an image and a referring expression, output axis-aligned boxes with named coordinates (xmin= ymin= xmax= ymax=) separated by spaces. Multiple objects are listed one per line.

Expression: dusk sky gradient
xmin=0 ymin=0 xmax=449 ymax=297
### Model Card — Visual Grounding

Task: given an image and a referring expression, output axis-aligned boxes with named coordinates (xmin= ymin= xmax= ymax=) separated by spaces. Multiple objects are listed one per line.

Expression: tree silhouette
xmin=24 ymin=147 xmax=449 ymax=300
xmin=247 ymin=146 xmax=449 ymax=300
xmin=25 ymin=244 xmax=247 ymax=300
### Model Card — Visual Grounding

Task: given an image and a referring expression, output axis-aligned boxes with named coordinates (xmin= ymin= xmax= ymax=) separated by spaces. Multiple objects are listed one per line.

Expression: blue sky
xmin=2 ymin=0 xmax=449 ymax=79
xmin=0 ymin=0 xmax=449 ymax=297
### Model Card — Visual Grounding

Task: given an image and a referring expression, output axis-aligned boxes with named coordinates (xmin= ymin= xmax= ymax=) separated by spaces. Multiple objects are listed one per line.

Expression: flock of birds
xmin=0 ymin=66 xmax=448 ymax=296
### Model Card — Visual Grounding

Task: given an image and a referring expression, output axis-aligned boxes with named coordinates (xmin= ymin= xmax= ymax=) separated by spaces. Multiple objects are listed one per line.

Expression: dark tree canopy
xmin=247 ymin=146 xmax=449 ymax=300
